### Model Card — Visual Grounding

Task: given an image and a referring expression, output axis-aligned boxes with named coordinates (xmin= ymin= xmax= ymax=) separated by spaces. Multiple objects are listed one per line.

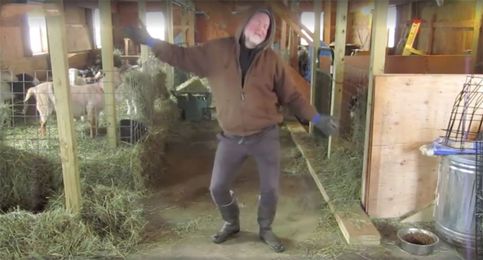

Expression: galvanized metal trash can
xmin=434 ymin=155 xmax=479 ymax=249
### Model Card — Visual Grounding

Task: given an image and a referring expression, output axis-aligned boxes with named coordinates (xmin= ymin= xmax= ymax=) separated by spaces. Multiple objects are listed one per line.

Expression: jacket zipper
xmin=239 ymin=54 xmax=259 ymax=102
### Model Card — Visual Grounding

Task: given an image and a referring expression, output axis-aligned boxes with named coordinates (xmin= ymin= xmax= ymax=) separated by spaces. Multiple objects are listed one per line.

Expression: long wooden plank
xmin=361 ymin=0 xmax=388 ymax=209
xmin=100 ymin=0 xmax=118 ymax=148
xmin=286 ymin=121 xmax=381 ymax=245
xmin=46 ymin=0 xmax=81 ymax=213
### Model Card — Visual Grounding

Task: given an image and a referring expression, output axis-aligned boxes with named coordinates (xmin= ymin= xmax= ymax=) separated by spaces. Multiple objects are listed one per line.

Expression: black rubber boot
xmin=258 ymin=204 xmax=285 ymax=253
xmin=212 ymin=197 xmax=240 ymax=244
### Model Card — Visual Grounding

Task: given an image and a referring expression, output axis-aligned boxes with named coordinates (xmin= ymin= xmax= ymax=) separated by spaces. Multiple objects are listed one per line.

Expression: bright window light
xmin=93 ymin=9 xmax=101 ymax=48
xmin=300 ymin=12 xmax=324 ymax=46
xmin=27 ymin=14 xmax=48 ymax=55
xmin=146 ymin=12 xmax=165 ymax=40
xmin=387 ymin=5 xmax=397 ymax=48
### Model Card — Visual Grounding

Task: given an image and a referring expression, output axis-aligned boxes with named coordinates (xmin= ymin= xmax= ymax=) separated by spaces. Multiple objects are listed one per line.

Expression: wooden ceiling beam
xmin=267 ymin=1 xmax=314 ymax=44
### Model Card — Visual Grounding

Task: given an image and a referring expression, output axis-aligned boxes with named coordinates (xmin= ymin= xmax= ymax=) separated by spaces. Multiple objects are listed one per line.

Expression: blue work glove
xmin=311 ymin=113 xmax=339 ymax=136
xmin=123 ymin=23 xmax=158 ymax=47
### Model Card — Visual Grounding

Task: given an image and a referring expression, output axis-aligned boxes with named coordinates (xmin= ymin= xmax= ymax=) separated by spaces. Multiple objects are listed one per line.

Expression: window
xmin=92 ymin=8 xmax=101 ymax=48
xmin=387 ymin=5 xmax=397 ymax=48
xmin=27 ymin=14 xmax=48 ymax=55
xmin=146 ymin=12 xmax=165 ymax=40
xmin=300 ymin=12 xmax=324 ymax=46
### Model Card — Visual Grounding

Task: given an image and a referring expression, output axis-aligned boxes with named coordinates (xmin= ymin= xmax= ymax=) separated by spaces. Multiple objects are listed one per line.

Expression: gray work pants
xmin=209 ymin=125 xmax=280 ymax=209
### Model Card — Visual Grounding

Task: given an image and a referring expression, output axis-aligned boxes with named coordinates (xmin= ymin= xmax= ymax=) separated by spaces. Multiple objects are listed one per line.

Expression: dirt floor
xmin=129 ymin=120 xmax=467 ymax=260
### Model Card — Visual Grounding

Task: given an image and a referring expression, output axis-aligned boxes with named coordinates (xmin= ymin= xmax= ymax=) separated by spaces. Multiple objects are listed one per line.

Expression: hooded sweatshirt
xmin=151 ymin=8 xmax=317 ymax=136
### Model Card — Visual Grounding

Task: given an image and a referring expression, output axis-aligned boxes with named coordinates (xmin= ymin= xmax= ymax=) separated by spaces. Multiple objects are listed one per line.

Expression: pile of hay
xmin=0 ymin=145 xmax=61 ymax=212
xmin=0 ymin=137 xmax=149 ymax=257
xmin=0 ymin=209 xmax=111 ymax=258
xmin=0 ymin=183 xmax=145 ymax=258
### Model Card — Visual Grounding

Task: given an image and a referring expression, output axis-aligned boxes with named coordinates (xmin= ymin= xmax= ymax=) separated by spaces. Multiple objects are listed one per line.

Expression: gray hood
xmin=235 ymin=7 xmax=275 ymax=50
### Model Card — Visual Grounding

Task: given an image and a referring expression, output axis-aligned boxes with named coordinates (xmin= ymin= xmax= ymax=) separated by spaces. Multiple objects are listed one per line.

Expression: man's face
xmin=243 ymin=12 xmax=270 ymax=47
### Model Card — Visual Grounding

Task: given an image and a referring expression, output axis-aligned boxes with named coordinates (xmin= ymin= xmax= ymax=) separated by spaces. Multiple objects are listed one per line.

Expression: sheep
xmin=24 ymin=68 xmax=121 ymax=138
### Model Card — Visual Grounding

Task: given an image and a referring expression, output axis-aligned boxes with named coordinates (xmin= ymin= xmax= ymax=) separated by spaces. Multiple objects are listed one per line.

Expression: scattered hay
xmin=0 ymin=209 xmax=117 ymax=258
xmin=80 ymin=184 xmax=146 ymax=253
xmin=318 ymin=139 xmax=363 ymax=204
xmin=298 ymin=204 xmax=352 ymax=259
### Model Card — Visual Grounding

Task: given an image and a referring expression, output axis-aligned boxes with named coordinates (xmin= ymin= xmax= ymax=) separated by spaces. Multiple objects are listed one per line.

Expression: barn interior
xmin=0 ymin=0 xmax=482 ymax=259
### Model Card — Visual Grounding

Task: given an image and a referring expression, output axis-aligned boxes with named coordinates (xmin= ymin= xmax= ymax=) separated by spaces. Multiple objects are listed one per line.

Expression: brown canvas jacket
xmin=151 ymin=8 xmax=317 ymax=136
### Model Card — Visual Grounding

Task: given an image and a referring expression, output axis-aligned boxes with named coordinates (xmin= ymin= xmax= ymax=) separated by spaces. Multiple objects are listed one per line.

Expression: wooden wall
xmin=340 ymin=55 xmax=473 ymax=134
xmin=0 ymin=4 xmax=94 ymax=76
xmin=395 ymin=0 xmax=476 ymax=55
xmin=365 ymin=74 xmax=480 ymax=218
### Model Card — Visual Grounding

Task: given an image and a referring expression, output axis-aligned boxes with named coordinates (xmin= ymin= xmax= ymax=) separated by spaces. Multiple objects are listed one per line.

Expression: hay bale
xmin=0 ymin=145 xmax=61 ymax=212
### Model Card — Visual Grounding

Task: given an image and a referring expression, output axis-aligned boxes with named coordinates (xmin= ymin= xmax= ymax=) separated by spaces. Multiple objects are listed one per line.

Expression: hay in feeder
xmin=120 ymin=59 xmax=168 ymax=127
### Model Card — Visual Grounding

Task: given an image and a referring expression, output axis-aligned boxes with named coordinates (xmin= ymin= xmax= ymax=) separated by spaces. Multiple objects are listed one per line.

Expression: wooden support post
xmin=281 ymin=19 xmax=287 ymax=50
xmin=99 ymin=0 xmax=118 ymax=148
xmin=280 ymin=0 xmax=289 ymax=52
xmin=323 ymin=0 xmax=332 ymax=43
xmin=138 ymin=0 xmax=149 ymax=63
xmin=472 ymin=0 xmax=483 ymax=73
xmin=186 ymin=1 xmax=195 ymax=46
xmin=309 ymin=0 xmax=322 ymax=134
xmin=361 ymin=0 xmax=388 ymax=209
xmin=45 ymin=0 xmax=81 ymax=213
xmin=165 ymin=0 xmax=175 ymax=89
xmin=427 ymin=14 xmax=436 ymax=55
xmin=327 ymin=0 xmax=348 ymax=157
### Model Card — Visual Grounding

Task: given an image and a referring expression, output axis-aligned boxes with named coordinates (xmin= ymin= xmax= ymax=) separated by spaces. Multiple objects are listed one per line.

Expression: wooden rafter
xmin=267 ymin=1 xmax=314 ymax=44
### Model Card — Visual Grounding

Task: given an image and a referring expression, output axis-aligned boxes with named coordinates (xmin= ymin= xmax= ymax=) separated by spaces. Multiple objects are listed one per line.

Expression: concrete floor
xmin=129 ymin=121 xmax=467 ymax=260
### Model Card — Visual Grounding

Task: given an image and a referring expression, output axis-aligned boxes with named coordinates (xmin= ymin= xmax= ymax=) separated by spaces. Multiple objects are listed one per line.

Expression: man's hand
xmin=123 ymin=23 xmax=155 ymax=46
xmin=312 ymin=114 xmax=339 ymax=136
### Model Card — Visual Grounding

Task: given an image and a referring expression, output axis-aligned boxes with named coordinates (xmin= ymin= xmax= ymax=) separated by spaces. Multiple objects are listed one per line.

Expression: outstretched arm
xmin=124 ymin=24 xmax=213 ymax=77
xmin=274 ymin=56 xmax=338 ymax=136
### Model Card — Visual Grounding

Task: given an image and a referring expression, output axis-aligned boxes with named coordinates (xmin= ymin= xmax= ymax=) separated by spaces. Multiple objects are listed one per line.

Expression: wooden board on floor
xmin=366 ymin=74 xmax=483 ymax=218
xmin=286 ymin=121 xmax=381 ymax=246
